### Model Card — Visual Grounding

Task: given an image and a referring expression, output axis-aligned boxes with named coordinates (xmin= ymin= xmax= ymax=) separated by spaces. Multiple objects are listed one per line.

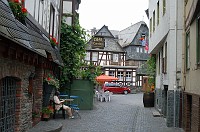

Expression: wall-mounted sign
xmin=92 ymin=37 xmax=105 ymax=49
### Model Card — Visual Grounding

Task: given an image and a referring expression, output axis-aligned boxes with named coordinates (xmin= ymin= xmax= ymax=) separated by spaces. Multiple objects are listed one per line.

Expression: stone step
xmin=152 ymin=111 xmax=162 ymax=117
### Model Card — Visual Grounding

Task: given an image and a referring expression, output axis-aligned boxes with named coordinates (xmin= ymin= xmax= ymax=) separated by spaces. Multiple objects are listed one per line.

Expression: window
xmin=34 ymin=0 xmax=39 ymax=21
xmin=85 ymin=52 xmax=90 ymax=61
xmin=197 ymin=16 xmax=200 ymax=64
xmin=157 ymin=53 xmax=160 ymax=74
xmin=63 ymin=0 xmax=72 ymax=25
xmin=92 ymin=52 xmax=98 ymax=61
xmin=186 ymin=32 xmax=190 ymax=69
xmin=117 ymin=71 xmax=123 ymax=81
xmin=136 ymin=47 xmax=139 ymax=52
xmin=109 ymin=71 xmax=115 ymax=77
xmin=163 ymin=0 xmax=166 ymax=15
xmin=113 ymin=54 xmax=119 ymax=62
xmin=162 ymin=43 xmax=167 ymax=73
xmin=49 ymin=4 xmax=55 ymax=36
xmin=153 ymin=10 xmax=155 ymax=32
xmin=126 ymin=72 xmax=131 ymax=81
xmin=157 ymin=1 xmax=160 ymax=25
xmin=140 ymin=47 xmax=143 ymax=53
xmin=150 ymin=18 xmax=152 ymax=37
xmin=39 ymin=1 xmax=44 ymax=26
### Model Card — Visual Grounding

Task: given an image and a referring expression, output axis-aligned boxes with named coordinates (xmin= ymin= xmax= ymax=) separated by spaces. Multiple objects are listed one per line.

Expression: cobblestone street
xmin=51 ymin=93 xmax=184 ymax=132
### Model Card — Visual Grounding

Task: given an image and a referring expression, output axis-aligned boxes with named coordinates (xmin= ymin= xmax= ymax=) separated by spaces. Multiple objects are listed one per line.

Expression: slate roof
xmin=86 ymin=25 xmax=124 ymax=53
xmin=0 ymin=0 xmax=63 ymax=65
xmin=118 ymin=21 xmax=146 ymax=47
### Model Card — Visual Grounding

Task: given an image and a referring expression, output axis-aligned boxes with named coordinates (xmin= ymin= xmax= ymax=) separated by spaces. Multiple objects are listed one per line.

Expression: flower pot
xmin=42 ymin=114 xmax=50 ymax=121
xmin=32 ymin=117 xmax=41 ymax=126
xmin=143 ymin=92 xmax=154 ymax=107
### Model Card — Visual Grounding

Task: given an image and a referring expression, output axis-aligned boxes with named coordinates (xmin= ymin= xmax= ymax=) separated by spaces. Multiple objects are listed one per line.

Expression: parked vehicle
xmin=102 ymin=83 xmax=131 ymax=94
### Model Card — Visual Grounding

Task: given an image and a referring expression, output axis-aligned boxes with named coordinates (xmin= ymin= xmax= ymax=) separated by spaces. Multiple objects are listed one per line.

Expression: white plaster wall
xmin=185 ymin=17 xmax=200 ymax=95
xmin=149 ymin=0 xmax=169 ymax=53
xmin=149 ymin=0 xmax=184 ymax=90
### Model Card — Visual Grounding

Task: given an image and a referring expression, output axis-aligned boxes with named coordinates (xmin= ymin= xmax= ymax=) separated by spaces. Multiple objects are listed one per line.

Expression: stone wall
xmin=0 ymin=57 xmax=43 ymax=132
xmin=155 ymin=88 xmax=181 ymax=127
xmin=167 ymin=90 xmax=181 ymax=127
xmin=183 ymin=93 xmax=200 ymax=132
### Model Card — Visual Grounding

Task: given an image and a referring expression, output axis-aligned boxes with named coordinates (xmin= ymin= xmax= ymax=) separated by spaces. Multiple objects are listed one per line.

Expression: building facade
xmin=0 ymin=0 xmax=65 ymax=131
xmin=85 ymin=25 xmax=136 ymax=87
xmin=118 ymin=21 xmax=149 ymax=90
xmin=148 ymin=0 xmax=184 ymax=127
xmin=85 ymin=21 xmax=149 ymax=90
xmin=182 ymin=0 xmax=200 ymax=131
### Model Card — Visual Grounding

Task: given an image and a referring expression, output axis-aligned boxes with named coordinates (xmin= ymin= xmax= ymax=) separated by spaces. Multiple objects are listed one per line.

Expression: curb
xmin=28 ymin=120 xmax=62 ymax=132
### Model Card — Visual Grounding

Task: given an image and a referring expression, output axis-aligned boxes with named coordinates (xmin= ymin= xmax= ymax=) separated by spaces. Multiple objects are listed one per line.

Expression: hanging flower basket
xmin=50 ymin=35 xmax=59 ymax=48
xmin=9 ymin=0 xmax=27 ymax=24
xmin=44 ymin=74 xmax=60 ymax=89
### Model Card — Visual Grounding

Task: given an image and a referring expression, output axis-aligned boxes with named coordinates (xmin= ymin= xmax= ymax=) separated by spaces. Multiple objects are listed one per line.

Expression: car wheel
xmin=124 ymin=91 xmax=128 ymax=95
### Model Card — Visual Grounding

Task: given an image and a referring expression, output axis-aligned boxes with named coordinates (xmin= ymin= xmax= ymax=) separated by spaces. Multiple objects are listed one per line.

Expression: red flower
xmin=56 ymin=42 xmax=58 ymax=45
xmin=47 ymin=77 xmax=51 ymax=81
xmin=21 ymin=7 xmax=27 ymax=13
xmin=21 ymin=0 xmax=25 ymax=3
xmin=52 ymin=38 xmax=56 ymax=43
xmin=14 ymin=0 xmax=19 ymax=3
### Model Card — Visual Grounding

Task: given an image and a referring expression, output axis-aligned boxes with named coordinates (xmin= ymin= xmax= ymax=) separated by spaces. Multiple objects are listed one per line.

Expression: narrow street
xmin=51 ymin=93 xmax=184 ymax=132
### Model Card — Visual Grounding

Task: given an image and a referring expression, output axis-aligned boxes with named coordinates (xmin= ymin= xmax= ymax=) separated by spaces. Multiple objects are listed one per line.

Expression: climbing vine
xmin=60 ymin=19 xmax=87 ymax=85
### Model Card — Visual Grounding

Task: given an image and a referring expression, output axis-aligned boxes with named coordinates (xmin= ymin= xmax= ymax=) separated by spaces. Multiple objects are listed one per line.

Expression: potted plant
xmin=32 ymin=108 xmax=41 ymax=119
xmin=42 ymin=106 xmax=54 ymax=120
xmin=143 ymin=55 xmax=156 ymax=107
xmin=32 ymin=108 xmax=41 ymax=126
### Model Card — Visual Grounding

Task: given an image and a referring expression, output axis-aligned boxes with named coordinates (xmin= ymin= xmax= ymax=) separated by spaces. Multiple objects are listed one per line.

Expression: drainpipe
xmin=181 ymin=0 xmax=186 ymax=128
xmin=174 ymin=0 xmax=178 ymax=127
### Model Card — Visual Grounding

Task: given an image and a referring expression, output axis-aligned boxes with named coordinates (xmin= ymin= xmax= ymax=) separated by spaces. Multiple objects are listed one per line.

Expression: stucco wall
xmin=185 ymin=18 xmax=200 ymax=95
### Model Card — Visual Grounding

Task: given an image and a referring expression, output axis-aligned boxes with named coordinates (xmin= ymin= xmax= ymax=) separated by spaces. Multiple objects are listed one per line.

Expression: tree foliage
xmin=146 ymin=55 xmax=156 ymax=90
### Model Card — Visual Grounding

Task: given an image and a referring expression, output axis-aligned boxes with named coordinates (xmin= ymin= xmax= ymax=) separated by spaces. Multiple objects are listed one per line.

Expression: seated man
xmin=53 ymin=91 xmax=74 ymax=119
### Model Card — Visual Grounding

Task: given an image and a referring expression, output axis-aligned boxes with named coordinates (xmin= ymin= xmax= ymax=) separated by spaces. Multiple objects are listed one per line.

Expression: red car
xmin=103 ymin=83 xmax=131 ymax=94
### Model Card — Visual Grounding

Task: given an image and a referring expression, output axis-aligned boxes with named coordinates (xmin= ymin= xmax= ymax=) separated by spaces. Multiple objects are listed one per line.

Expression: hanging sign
xmin=92 ymin=37 xmax=105 ymax=49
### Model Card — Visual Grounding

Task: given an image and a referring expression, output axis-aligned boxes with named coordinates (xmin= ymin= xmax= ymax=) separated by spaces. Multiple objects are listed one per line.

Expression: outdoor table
xmin=60 ymin=99 xmax=74 ymax=102
xmin=59 ymin=94 xmax=68 ymax=99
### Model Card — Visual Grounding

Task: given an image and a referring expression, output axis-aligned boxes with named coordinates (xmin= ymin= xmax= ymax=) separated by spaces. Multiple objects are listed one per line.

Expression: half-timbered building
xmin=85 ymin=25 xmax=137 ymax=87
xmin=118 ymin=21 xmax=149 ymax=90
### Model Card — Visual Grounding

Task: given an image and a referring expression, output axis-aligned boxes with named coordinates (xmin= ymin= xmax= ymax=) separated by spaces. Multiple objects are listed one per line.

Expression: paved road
xmin=52 ymin=93 xmax=184 ymax=132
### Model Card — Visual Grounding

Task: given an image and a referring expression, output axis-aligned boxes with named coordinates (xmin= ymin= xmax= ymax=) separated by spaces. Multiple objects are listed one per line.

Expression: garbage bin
xmin=71 ymin=79 xmax=94 ymax=110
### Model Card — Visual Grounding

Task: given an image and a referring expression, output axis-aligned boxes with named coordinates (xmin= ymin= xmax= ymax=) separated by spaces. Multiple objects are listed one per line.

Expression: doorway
xmin=0 ymin=77 xmax=17 ymax=132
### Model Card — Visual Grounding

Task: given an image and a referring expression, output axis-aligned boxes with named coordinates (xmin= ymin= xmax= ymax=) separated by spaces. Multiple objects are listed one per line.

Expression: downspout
xmin=182 ymin=0 xmax=186 ymax=128
xmin=58 ymin=0 xmax=63 ymax=49
xmin=174 ymin=0 xmax=178 ymax=127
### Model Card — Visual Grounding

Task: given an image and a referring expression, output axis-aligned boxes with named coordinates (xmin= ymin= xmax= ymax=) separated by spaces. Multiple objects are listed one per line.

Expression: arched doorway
xmin=0 ymin=77 xmax=18 ymax=132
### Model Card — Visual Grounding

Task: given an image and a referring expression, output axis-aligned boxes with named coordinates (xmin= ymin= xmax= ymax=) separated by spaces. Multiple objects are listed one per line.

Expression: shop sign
xmin=92 ymin=37 xmax=105 ymax=49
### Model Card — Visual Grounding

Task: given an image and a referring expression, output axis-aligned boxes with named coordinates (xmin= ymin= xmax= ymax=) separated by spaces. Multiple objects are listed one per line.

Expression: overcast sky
xmin=79 ymin=0 xmax=149 ymax=31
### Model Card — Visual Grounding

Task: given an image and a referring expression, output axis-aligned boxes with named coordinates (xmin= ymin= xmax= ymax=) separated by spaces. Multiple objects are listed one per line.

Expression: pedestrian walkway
xmin=29 ymin=93 xmax=184 ymax=132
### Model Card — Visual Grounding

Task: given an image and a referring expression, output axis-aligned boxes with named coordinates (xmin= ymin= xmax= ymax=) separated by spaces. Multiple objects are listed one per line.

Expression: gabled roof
xmin=118 ymin=21 xmax=146 ymax=47
xmin=86 ymin=25 xmax=124 ymax=52
xmin=0 ymin=0 xmax=63 ymax=65
xmin=94 ymin=25 xmax=115 ymax=38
